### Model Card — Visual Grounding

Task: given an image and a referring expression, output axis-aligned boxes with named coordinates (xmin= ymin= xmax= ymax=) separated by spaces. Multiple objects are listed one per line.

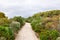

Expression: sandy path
xmin=15 ymin=23 xmax=39 ymax=40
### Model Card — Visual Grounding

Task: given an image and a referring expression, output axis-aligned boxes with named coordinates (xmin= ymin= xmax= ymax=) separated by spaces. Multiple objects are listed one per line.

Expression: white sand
xmin=15 ymin=23 xmax=39 ymax=40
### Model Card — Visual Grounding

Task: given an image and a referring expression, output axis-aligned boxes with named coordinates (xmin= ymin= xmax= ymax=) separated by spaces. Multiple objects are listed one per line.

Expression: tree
xmin=0 ymin=12 xmax=6 ymax=18
xmin=0 ymin=12 xmax=9 ymax=26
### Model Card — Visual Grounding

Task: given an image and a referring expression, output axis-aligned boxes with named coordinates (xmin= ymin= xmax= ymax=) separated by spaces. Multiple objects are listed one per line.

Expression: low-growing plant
xmin=10 ymin=21 xmax=20 ymax=33
xmin=40 ymin=30 xmax=59 ymax=40
xmin=0 ymin=26 xmax=14 ymax=40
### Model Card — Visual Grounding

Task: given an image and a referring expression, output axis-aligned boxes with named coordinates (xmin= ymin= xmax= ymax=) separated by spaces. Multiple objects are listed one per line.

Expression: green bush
xmin=12 ymin=16 xmax=25 ymax=27
xmin=40 ymin=30 xmax=59 ymax=40
xmin=10 ymin=21 xmax=20 ymax=33
xmin=26 ymin=10 xmax=60 ymax=40
xmin=31 ymin=18 xmax=45 ymax=32
xmin=0 ymin=23 xmax=9 ymax=28
xmin=0 ymin=26 xmax=14 ymax=40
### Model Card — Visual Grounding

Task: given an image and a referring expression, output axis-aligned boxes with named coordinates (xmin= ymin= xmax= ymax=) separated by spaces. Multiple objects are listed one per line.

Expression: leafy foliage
xmin=12 ymin=16 xmax=25 ymax=27
xmin=0 ymin=18 xmax=10 ymax=25
xmin=0 ymin=12 xmax=10 ymax=27
xmin=40 ymin=30 xmax=59 ymax=40
xmin=0 ymin=12 xmax=25 ymax=40
xmin=26 ymin=10 xmax=60 ymax=40
xmin=0 ymin=26 xmax=14 ymax=40
xmin=10 ymin=21 xmax=20 ymax=33
xmin=0 ymin=12 xmax=6 ymax=18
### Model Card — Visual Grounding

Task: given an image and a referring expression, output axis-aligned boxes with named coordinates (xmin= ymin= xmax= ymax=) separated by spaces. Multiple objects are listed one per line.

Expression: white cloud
xmin=0 ymin=0 xmax=60 ymax=18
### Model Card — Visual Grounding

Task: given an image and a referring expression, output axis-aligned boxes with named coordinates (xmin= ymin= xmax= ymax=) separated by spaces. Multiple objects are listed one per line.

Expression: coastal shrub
xmin=13 ymin=16 xmax=25 ymax=27
xmin=0 ymin=26 xmax=14 ymax=40
xmin=10 ymin=21 xmax=20 ymax=33
xmin=40 ymin=30 xmax=59 ymax=40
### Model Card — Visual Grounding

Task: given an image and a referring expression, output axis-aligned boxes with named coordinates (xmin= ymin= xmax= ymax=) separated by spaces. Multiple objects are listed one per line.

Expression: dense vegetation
xmin=12 ymin=16 xmax=25 ymax=27
xmin=0 ymin=12 xmax=25 ymax=40
xmin=26 ymin=10 xmax=60 ymax=40
xmin=0 ymin=10 xmax=60 ymax=40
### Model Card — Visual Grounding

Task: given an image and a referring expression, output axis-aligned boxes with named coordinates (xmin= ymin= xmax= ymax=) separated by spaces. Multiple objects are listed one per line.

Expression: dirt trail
xmin=15 ymin=23 xmax=39 ymax=40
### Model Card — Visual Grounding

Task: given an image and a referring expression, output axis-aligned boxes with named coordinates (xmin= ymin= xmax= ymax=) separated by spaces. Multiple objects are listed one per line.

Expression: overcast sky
xmin=0 ymin=0 xmax=60 ymax=18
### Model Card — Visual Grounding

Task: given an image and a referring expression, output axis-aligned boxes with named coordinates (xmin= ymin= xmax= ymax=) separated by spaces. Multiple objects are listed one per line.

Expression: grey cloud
xmin=0 ymin=0 xmax=60 ymax=18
